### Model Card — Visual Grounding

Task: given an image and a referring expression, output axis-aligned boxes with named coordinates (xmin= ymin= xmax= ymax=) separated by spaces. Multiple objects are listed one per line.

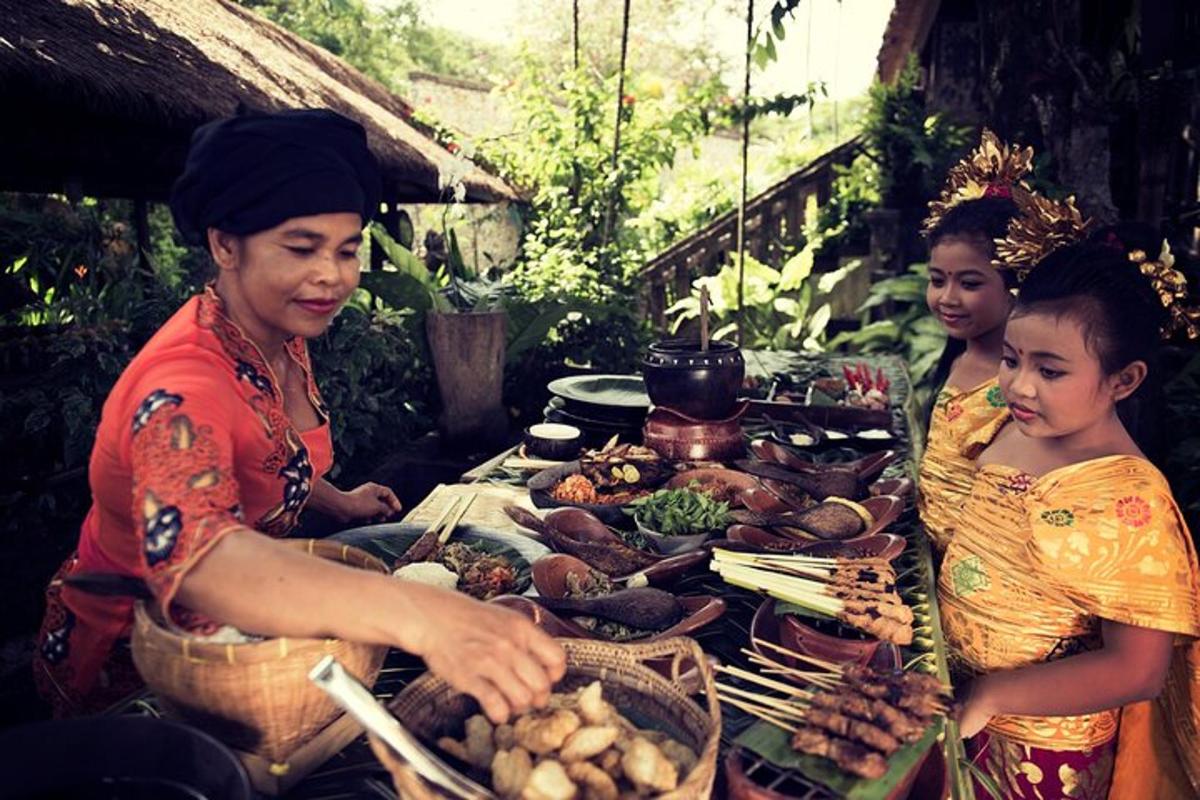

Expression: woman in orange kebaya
xmin=34 ymin=108 xmax=564 ymax=722
xmin=942 ymin=232 xmax=1200 ymax=799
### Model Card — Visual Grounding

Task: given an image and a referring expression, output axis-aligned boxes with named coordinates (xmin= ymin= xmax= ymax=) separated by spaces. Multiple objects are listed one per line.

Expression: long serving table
xmin=117 ymin=353 xmax=972 ymax=799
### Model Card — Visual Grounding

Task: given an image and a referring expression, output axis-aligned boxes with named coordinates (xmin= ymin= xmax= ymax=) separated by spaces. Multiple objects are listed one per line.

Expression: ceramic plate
xmin=547 ymin=374 xmax=651 ymax=409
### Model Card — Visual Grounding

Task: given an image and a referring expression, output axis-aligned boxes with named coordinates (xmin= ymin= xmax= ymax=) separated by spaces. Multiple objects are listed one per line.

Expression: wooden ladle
xmin=533 ymin=587 xmax=685 ymax=630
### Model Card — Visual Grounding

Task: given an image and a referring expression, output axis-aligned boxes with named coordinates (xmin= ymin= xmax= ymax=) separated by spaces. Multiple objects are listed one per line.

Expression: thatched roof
xmin=0 ymin=0 xmax=519 ymax=202
xmin=876 ymin=0 xmax=941 ymax=83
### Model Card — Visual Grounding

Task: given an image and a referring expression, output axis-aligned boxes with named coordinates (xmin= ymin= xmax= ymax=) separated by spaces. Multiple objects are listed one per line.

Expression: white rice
xmin=392 ymin=561 xmax=460 ymax=591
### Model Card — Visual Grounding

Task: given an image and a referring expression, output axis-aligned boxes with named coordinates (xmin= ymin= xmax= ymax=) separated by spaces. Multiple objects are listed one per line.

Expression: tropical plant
xmin=862 ymin=54 xmax=971 ymax=211
xmin=667 ymin=251 xmax=847 ymax=352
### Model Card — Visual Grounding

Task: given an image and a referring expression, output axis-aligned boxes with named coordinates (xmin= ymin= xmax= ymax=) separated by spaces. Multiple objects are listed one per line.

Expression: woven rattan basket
xmin=370 ymin=636 xmax=721 ymax=799
xmin=131 ymin=539 xmax=389 ymax=764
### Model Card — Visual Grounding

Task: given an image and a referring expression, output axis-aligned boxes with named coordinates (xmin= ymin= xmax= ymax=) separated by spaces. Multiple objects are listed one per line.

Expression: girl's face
xmin=999 ymin=310 xmax=1143 ymax=438
xmin=211 ymin=212 xmax=363 ymax=343
xmin=927 ymin=239 xmax=1012 ymax=341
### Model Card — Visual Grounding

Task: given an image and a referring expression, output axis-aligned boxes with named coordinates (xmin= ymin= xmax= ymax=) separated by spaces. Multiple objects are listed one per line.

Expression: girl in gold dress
xmin=918 ymin=131 xmax=1031 ymax=555
xmin=941 ymin=233 xmax=1200 ymax=799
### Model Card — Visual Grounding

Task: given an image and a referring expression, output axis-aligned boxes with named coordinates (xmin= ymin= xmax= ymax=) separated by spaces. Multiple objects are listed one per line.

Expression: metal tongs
xmin=309 ymin=655 xmax=497 ymax=800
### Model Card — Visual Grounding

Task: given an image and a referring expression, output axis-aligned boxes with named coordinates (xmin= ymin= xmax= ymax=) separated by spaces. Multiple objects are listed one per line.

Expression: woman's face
xmin=213 ymin=212 xmax=363 ymax=342
xmin=999 ymin=310 xmax=1136 ymax=438
xmin=927 ymin=238 xmax=1012 ymax=342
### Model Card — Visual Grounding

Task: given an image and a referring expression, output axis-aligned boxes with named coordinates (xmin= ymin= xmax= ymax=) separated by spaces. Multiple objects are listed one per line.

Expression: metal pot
xmin=641 ymin=339 xmax=745 ymax=420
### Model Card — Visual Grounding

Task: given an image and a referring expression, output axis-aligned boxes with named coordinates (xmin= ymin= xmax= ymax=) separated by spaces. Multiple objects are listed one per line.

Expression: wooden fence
xmin=640 ymin=136 xmax=864 ymax=330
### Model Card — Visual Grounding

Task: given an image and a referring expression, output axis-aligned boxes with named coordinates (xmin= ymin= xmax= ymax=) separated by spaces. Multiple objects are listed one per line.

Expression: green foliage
xmin=862 ymin=55 xmax=971 ymax=209
xmin=827 ymin=262 xmax=945 ymax=409
xmin=307 ymin=304 xmax=433 ymax=482
xmin=233 ymin=0 xmax=503 ymax=87
xmin=627 ymin=485 xmax=731 ymax=536
xmin=667 ymin=252 xmax=843 ymax=352
xmin=805 ymin=154 xmax=880 ymax=259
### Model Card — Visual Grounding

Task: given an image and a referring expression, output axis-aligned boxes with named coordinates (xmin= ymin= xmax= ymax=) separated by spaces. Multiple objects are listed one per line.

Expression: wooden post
xmin=134 ymin=198 xmax=150 ymax=271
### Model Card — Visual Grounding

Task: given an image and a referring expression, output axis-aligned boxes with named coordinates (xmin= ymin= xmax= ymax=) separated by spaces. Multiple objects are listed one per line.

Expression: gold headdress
xmin=992 ymin=191 xmax=1093 ymax=281
xmin=922 ymin=128 xmax=1034 ymax=237
xmin=1127 ymin=241 xmax=1200 ymax=340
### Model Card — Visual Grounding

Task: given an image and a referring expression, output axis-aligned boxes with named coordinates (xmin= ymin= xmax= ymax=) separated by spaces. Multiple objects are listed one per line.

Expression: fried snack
xmin=495 ymin=723 xmax=516 ymax=750
xmin=521 ymin=759 xmax=577 ymax=800
xmin=514 ymin=709 xmax=582 ymax=755
xmin=578 ymin=681 xmax=616 ymax=726
xmin=464 ymin=714 xmax=496 ymax=768
xmin=566 ymin=761 xmax=620 ymax=800
xmin=597 ymin=748 xmax=623 ymax=776
xmin=492 ymin=748 xmax=534 ymax=800
xmin=560 ymin=726 xmax=621 ymax=762
xmin=621 ymin=737 xmax=678 ymax=793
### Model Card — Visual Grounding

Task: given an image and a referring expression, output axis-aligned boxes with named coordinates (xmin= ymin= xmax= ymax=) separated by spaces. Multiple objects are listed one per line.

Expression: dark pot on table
xmin=642 ymin=339 xmax=744 ymax=420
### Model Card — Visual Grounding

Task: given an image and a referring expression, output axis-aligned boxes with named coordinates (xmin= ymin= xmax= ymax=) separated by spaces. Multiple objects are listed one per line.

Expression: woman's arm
xmin=958 ymin=619 xmax=1175 ymax=737
xmin=175 ymin=528 xmax=565 ymax=722
xmin=308 ymin=478 xmax=402 ymax=523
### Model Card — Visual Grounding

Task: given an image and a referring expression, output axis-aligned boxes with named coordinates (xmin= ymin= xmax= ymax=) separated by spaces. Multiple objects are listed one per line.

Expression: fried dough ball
xmin=492 ymin=747 xmax=533 ymax=800
xmin=560 ymin=726 xmax=621 ymax=762
xmin=495 ymin=723 xmax=516 ymax=750
xmin=464 ymin=714 xmax=496 ymax=768
xmin=597 ymin=748 xmax=622 ymax=777
xmin=514 ymin=709 xmax=582 ymax=755
xmin=566 ymin=761 xmax=619 ymax=800
xmin=577 ymin=681 xmax=615 ymax=726
xmin=521 ymin=759 xmax=578 ymax=800
xmin=620 ymin=737 xmax=678 ymax=793
xmin=659 ymin=739 xmax=698 ymax=778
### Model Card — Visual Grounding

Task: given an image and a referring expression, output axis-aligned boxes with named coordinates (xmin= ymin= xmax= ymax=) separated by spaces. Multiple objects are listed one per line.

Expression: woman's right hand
xmin=405 ymin=586 xmax=567 ymax=723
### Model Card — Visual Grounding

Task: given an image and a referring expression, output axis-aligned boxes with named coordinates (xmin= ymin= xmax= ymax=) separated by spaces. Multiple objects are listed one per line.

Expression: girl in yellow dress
xmin=941 ymin=232 xmax=1200 ymax=800
xmin=918 ymin=131 xmax=1030 ymax=555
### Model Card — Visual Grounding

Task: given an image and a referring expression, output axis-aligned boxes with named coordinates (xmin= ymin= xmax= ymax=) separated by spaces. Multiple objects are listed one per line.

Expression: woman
xmin=34 ymin=108 xmax=565 ymax=722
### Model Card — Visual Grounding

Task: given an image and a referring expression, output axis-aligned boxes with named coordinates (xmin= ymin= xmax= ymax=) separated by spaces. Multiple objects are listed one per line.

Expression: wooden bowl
xmin=491 ymin=593 xmax=726 ymax=644
xmin=871 ymin=476 xmax=914 ymax=499
xmin=666 ymin=468 xmax=761 ymax=507
xmin=531 ymin=551 xmax=706 ymax=592
xmin=751 ymin=598 xmax=880 ymax=667
xmin=725 ymin=528 xmax=906 ymax=561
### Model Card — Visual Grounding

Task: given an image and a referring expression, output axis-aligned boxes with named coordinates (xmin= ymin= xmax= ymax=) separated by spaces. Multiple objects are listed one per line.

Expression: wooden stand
xmin=235 ymin=711 xmax=364 ymax=796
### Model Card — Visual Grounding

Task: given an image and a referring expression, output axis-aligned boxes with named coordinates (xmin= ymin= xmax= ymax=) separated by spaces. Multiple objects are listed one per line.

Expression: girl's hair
xmin=1012 ymin=223 xmax=1170 ymax=457
xmin=923 ymin=196 xmax=1020 ymax=423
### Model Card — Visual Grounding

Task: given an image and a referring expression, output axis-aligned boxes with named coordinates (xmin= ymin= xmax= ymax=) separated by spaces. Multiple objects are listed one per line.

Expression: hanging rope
xmin=736 ymin=0 xmax=753 ymax=346
xmin=570 ymin=0 xmax=582 ymax=205
xmin=599 ymin=0 xmax=632 ymax=258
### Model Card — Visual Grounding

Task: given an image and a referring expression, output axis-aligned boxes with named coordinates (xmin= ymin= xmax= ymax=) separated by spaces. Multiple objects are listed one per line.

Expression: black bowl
xmin=0 ymin=716 xmax=253 ymax=800
xmin=642 ymin=339 xmax=745 ymax=420
xmin=524 ymin=423 xmax=583 ymax=460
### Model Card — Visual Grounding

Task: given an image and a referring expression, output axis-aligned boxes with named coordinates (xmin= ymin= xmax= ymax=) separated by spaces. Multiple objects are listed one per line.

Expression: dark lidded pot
xmin=641 ymin=339 xmax=745 ymax=420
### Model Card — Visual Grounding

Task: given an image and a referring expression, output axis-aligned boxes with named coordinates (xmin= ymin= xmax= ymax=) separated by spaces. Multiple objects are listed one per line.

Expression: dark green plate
xmin=332 ymin=523 xmax=533 ymax=597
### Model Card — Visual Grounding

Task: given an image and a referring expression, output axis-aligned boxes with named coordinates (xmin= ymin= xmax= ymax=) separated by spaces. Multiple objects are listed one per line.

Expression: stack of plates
xmin=543 ymin=374 xmax=650 ymax=445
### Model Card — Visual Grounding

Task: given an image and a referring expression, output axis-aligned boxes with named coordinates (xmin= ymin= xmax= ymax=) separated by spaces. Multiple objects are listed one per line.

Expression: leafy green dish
xmin=625 ymin=484 xmax=731 ymax=536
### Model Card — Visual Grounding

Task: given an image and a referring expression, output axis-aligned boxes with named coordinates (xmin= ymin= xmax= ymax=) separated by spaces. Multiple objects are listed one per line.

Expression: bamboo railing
xmin=640 ymin=136 xmax=864 ymax=330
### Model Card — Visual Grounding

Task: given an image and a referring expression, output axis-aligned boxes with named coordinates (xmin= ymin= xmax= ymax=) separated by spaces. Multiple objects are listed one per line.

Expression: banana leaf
xmin=734 ymin=716 xmax=941 ymax=800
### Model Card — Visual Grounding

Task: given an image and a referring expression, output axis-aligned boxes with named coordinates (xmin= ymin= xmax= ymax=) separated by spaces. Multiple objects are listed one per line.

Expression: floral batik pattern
xmin=968 ymin=730 xmax=1115 ymax=800
xmin=130 ymin=392 xmax=241 ymax=606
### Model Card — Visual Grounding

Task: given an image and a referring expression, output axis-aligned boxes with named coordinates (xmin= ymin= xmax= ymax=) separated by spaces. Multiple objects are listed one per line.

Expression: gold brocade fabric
xmin=917 ymin=378 xmax=1009 ymax=553
xmin=939 ymin=454 xmax=1200 ymax=766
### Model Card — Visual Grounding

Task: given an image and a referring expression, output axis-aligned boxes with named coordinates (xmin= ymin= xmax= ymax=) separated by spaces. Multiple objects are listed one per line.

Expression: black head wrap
xmin=169 ymin=107 xmax=381 ymax=245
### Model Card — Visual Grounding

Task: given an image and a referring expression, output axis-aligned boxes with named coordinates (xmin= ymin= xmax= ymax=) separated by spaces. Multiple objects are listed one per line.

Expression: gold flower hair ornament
xmin=922 ymin=128 xmax=1035 ymax=237
xmin=992 ymin=191 xmax=1093 ymax=282
xmin=1127 ymin=241 xmax=1200 ymax=340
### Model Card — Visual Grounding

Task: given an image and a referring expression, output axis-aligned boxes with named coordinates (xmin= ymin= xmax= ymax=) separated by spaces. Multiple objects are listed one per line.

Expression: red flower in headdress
xmin=983 ymin=183 xmax=1013 ymax=200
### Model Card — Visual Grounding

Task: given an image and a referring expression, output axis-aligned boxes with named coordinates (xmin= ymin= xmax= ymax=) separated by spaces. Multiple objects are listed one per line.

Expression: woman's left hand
xmin=956 ymin=678 xmax=996 ymax=739
xmin=337 ymin=482 xmax=403 ymax=523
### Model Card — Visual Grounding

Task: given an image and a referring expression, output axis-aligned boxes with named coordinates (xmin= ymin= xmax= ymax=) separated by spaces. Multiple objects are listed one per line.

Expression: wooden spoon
xmin=533 ymin=587 xmax=685 ymax=630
